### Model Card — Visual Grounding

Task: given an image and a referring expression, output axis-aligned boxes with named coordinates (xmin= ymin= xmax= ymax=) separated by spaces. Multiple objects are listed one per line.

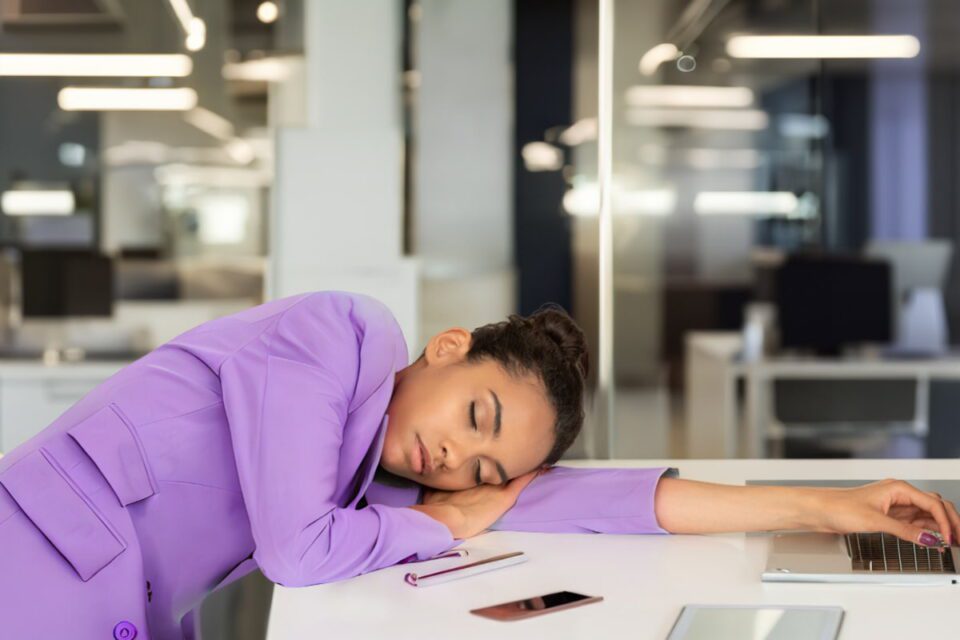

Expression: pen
xmin=404 ymin=551 xmax=527 ymax=587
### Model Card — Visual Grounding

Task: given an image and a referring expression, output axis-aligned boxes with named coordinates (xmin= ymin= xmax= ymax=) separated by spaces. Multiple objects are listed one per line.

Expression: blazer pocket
xmin=67 ymin=403 xmax=158 ymax=506
xmin=0 ymin=448 xmax=126 ymax=581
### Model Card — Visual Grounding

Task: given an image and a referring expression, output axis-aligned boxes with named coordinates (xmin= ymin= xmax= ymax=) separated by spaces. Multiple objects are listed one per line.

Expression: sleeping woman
xmin=0 ymin=290 xmax=956 ymax=639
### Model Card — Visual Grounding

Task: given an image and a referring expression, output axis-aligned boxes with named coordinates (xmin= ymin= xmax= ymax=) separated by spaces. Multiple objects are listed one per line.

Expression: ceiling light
xmin=558 ymin=118 xmax=598 ymax=146
xmin=185 ymin=17 xmax=206 ymax=51
xmin=563 ymin=184 xmax=676 ymax=217
xmin=694 ymin=191 xmax=798 ymax=216
xmin=0 ymin=53 xmax=192 ymax=77
xmin=58 ymin=87 xmax=198 ymax=111
xmin=224 ymin=139 xmax=256 ymax=164
xmin=727 ymin=35 xmax=920 ymax=59
xmin=222 ymin=57 xmax=294 ymax=82
xmin=639 ymin=43 xmax=679 ymax=76
xmin=257 ymin=1 xmax=279 ymax=24
xmin=166 ymin=0 xmax=206 ymax=51
xmin=2 ymin=190 xmax=75 ymax=216
xmin=625 ymin=85 xmax=754 ymax=108
xmin=522 ymin=142 xmax=564 ymax=172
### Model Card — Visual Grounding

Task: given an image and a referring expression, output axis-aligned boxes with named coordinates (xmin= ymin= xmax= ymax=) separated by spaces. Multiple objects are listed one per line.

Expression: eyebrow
xmin=489 ymin=388 xmax=502 ymax=438
xmin=488 ymin=389 xmax=507 ymax=484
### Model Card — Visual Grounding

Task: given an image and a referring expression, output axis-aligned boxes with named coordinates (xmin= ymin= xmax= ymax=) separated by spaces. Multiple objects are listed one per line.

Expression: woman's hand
xmin=805 ymin=479 xmax=960 ymax=548
xmin=411 ymin=471 xmax=539 ymax=539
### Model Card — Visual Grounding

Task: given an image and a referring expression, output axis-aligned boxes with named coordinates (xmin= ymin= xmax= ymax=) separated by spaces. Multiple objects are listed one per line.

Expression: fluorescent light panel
xmin=564 ymin=184 xmax=676 ymax=217
xmin=694 ymin=191 xmax=798 ymax=215
xmin=0 ymin=53 xmax=192 ymax=77
xmin=2 ymin=190 xmax=75 ymax=216
xmin=222 ymin=57 xmax=293 ymax=82
xmin=727 ymin=35 xmax=920 ymax=59
xmin=625 ymin=85 xmax=754 ymax=108
xmin=58 ymin=87 xmax=198 ymax=111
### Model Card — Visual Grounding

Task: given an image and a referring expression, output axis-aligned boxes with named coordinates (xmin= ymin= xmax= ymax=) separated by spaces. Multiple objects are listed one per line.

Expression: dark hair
xmin=466 ymin=304 xmax=589 ymax=465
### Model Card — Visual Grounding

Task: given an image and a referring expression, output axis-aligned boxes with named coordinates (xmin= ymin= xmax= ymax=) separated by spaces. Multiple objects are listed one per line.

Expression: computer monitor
xmin=775 ymin=253 xmax=892 ymax=355
xmin=21 ymin=249 xmax=113 ymax=318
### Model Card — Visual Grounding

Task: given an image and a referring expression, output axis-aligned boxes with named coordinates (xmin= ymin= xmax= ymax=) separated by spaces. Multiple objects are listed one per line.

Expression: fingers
xmin=887 ymin=481 xmax=953 ymax=545
xmin=505 ymin=470 xmax=539 ymax=498
xmin=940 ymin=496 xmax=960 ymax=544
xmin=873 ymin=514 xmax=945 ymax=550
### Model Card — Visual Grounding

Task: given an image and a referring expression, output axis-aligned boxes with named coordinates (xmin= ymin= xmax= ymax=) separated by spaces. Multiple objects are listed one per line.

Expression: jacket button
xmin=113 ymin=621 xmax=137 ymax=639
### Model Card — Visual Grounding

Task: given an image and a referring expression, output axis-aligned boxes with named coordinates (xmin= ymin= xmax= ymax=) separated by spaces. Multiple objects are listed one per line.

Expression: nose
xmin=439 ymin=436 xmax=470 ymax=471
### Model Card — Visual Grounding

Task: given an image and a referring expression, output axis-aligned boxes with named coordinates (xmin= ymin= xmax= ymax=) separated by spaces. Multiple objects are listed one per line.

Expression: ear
xmin=423 ymin=328 xmax=472 ymax=365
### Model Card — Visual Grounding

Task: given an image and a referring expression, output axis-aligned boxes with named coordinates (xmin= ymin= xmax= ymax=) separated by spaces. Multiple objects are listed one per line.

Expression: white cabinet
xmin=0 ymin=362 xmax=128 ymax=453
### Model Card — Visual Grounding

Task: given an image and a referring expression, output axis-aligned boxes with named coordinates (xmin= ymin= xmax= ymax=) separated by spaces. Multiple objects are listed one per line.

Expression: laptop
xmin=753 ymin=480 xmax=960 ymax=585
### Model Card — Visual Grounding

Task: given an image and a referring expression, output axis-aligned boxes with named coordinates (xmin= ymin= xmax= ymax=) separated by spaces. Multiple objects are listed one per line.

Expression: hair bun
xmin=528 ymin=305 xmax=590 ymax=380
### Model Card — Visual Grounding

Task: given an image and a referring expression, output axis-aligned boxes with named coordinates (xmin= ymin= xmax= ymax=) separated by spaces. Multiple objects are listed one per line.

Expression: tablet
xmin=666 ymin=605 xmax=844 ymax=640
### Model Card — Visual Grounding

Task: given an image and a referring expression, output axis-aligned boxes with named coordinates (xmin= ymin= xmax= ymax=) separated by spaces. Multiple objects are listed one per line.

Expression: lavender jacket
xmin=0 ymin=291 xmax=672 ymax=639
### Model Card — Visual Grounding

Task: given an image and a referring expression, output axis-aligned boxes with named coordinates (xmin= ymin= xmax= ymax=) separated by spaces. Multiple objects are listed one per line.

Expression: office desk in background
xmin=685 ymin=331 xmax=960 ymax=458
xmin=267 ymin=459 xmax=960 ymax=640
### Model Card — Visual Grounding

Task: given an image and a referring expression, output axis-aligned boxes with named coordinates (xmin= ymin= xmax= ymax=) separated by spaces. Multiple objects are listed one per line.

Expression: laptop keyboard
xmin=846 ymin=532 xmax=957 ymax=573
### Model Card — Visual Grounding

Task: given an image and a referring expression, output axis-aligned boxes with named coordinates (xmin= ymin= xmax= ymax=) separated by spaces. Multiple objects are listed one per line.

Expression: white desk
xmin=685 ymin=332 xmax=960 ymax=458
xmin=267 ymin=459 xmax=960 ymax=640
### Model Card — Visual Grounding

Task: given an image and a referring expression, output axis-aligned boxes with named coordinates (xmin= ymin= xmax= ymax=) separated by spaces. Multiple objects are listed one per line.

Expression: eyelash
xmin=470 ymin=401 xmax=482 ymax=485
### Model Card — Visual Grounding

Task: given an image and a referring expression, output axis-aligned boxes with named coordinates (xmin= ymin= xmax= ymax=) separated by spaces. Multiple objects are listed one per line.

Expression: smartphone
xmin=470 ymin=590 xmax=602 ymax=621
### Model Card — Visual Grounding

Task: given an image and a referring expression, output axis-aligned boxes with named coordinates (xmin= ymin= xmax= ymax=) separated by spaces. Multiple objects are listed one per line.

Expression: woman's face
xmin=380 ymin=328 xmax=556 ymax=490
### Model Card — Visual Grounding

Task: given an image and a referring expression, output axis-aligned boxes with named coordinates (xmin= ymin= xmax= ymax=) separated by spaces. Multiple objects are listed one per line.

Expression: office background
xmin=1 ymin=0 xmax=958 ymax=458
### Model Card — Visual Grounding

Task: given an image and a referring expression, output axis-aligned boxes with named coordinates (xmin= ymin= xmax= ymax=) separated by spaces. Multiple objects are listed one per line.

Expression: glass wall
xmin=570 ymin=0 xmax=955 ymax=461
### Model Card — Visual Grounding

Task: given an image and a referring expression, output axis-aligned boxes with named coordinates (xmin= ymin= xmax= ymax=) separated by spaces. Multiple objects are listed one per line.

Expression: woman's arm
xmin=655 ymin=476 xmax=960 ymax=547
xmin=416 ymin=467 xmax=960 ymax=549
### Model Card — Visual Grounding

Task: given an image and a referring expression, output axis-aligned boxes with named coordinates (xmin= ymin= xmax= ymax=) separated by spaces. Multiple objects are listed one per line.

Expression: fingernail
xmin=920 ymin=531 xmax=943 ymax=547
xmin=919 ymin=531 xmax=942 ymax=547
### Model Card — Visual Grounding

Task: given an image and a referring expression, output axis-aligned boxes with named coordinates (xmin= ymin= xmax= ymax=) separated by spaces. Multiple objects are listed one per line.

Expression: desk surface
xmin=266 ymin=459 xmax=960 ymax=639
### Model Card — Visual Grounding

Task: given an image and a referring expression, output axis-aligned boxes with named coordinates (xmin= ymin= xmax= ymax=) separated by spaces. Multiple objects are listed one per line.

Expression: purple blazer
xmin=0 ymin=291 xmax=672 ymax=639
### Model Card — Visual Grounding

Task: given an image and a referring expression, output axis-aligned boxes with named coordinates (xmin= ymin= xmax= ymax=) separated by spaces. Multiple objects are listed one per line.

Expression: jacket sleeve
xmin=489 ymin=466 xmax=678 ymax=534
xmin=364 ymin=465 xmax=678 ymax=535
xmin=218 ymin=293 xmax=454 ymax=587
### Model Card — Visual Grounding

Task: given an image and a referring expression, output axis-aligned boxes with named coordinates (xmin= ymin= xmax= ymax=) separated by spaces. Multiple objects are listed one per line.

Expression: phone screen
xmin=471 ymin=591 xmax=602 ymax=621
xmin=523 ymin=591 xmax=590 ymax=609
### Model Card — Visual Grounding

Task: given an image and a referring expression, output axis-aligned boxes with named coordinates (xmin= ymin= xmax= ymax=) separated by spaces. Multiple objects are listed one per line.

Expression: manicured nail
xmin=919 ymin=531 xmax=942 ymax=547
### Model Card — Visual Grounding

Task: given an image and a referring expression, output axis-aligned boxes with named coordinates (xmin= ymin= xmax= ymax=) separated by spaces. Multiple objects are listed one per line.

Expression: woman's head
xmin=380 ymin=305 xmax=589 ymax=490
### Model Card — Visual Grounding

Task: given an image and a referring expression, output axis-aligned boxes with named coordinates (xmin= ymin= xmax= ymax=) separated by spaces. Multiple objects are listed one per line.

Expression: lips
xmin=415 ymin=435 xmax=432 ymax=475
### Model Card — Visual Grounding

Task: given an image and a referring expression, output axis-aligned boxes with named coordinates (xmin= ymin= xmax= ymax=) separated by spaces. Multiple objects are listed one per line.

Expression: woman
xmin=0 ymin=290 xmax=956 ymax=639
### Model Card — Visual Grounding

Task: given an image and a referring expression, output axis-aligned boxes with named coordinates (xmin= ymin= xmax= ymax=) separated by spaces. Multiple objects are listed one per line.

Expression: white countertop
xmin=0 ymin=359 xmax=131 ymax=379
xmin=267 ymin=459 xmax=960 ymax=640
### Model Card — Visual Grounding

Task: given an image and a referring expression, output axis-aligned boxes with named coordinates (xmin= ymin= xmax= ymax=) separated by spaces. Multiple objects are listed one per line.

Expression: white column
xmin=415 ymin=0 xmax=516 ymax=347
xmin=271 ymin=0 xmax=420 ymax=351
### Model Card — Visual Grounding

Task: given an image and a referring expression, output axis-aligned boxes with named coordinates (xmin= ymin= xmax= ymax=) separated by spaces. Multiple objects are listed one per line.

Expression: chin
xmin=379 ymin=434 xmax=408 ymax=478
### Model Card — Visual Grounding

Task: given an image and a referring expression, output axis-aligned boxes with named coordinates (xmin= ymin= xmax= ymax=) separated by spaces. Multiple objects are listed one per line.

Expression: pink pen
xmin=404 ymin=551 xmax=527 ymax=587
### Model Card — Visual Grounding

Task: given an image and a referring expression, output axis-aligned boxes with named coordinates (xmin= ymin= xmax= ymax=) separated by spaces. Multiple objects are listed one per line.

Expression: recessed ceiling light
xmin=257 ymin=1 xmax=279 ymax=24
